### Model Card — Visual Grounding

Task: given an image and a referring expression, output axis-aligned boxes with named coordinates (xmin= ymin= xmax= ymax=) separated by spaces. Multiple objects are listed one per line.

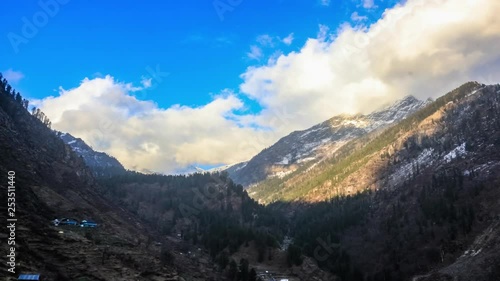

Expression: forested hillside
xmin=265 ymin=82 xmax=500 ymax=280
xmin=0 ymin=73 xmax=241 ymax=280
xmin=98 ymin=171 xmax=288 ymax=262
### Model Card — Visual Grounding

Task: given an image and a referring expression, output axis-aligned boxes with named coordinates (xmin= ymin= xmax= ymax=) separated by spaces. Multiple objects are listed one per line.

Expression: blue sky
xmin=2 ymin=0 xmax=394 ymax=108
xmin=2 ymin=0 xmax=499 ymax=173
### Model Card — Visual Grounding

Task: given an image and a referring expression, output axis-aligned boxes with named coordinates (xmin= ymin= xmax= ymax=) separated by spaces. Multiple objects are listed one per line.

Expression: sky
xmin=1 ymin=0 xmax=500 ymax=174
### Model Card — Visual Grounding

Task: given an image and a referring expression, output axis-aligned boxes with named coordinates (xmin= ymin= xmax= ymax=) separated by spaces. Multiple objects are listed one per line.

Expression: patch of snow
xmin=306 ymin=161 xmax=320 ymax=172
xmin=297 ymin=157 xmax=316 ymax=164
xmin=388 ymin=148 xmax=435 ymax=188
xmin=462 ymin=248 xmax=483 ymax=258
xmin=471 ymin=249 xmax=482 ymax=257
xmin=272 ymin=170 xmax=293 ymax=179
xmin=472 ymin=161 xmax=500 ymax=175
xmin=466 ymin=86 xmax=485 ymax=97
xmin=206 ymin=163 xmax=238 ymax=173
xmin=443 ymin=143 xmax=467 ymax=163
xmin=303 ymin=142 xmax=318 ymax=150
xmin=330 ymin=118 xmax=369 ymax=128
xmin=276 ymin=154 xmax=292 ymax=165
xmin=235 ymin=162 xmax=247 ymax=171
xmin=321 ymin=137 xmax=331 ymax=143
xmin=280 ymin=236 xmax=293 ymax=251
xmin=300 ymin=126 xmax=328 ymax=138
xmin=68 ymin=140 xmax=76 ymax=145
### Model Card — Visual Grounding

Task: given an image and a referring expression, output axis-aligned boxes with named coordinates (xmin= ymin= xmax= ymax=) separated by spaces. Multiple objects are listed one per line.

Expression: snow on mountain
xmin=444 ymin=142 xmax=467 ymax=163
xmin=173 ymin=163 xmax=241 ymax=175
xmin=226 ymin=95 xmax=430 ymax=187
xmin=57 ymin=131 xmax=126 ymax=177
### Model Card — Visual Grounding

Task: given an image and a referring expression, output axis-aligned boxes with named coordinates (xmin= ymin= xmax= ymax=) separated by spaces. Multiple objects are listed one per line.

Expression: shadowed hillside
xmin=0 ymin=74 xmax=225 ymax=280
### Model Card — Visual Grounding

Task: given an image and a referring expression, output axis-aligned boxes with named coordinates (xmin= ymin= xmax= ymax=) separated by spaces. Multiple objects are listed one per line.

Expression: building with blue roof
xmin=18 ymin=274 xmax=41 ymax=280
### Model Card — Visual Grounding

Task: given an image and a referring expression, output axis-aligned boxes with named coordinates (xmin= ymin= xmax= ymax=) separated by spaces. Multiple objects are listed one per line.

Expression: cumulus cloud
xmin=240 ymin=0 xmax=500 ymax=132
xmin=3 ymin=69 xmax=24 ymax=83
xmin=36 ymin=0 xmax=500 ymax=173
xmin=33 ymin=76 xmax=276 ymax=173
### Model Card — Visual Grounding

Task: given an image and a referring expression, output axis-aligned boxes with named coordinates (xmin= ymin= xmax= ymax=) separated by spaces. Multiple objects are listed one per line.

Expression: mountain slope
xmin=0 ymin=76 xmax=225 ymax=280
xmin=271 ymin=82 xmax=500 ymax=280
xmin=249 ymin=82 xmax=495 ymax=203
xmin=227 ymin=96 xmax=429 ymax=187
xmin=58 ymin=131 xmax=126 ymax=177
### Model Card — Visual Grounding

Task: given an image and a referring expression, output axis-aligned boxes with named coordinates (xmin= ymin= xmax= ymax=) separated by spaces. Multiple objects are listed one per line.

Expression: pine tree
xmin=227 ymin=259 xmax=238 ymax=280
xmin=249 ymin=268 xmax=257 ymax=281
xmin=239 ymin=258 xmax=249 ymax=281
xmin=15 ymin=91 xmax=22 ymax=103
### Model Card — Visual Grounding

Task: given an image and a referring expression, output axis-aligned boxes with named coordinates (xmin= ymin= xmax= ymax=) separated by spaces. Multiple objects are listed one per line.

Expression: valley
xmin=2 ymin=77 xmax=500 ymax=280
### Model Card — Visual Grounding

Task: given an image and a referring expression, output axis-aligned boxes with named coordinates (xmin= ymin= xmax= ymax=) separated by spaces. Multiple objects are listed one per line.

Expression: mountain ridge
xmin=264 ymin=82 xmax=500 ymax=280
xmin=226 ymin=95 xmax=430 ymax=188
xmin=57 ymin=131 xmax=127 ymax=177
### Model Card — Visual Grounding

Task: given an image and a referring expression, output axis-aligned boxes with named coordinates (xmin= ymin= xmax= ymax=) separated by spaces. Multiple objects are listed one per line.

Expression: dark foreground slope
xmin=0 ymin=77 xmax=222 ymax=280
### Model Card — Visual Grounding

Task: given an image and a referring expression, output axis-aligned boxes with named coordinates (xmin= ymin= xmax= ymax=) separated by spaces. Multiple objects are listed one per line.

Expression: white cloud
xmin=282 ymin=33 xmax=295 ymax=45
xmin=3 ymin=69 xmax=24 ymax=83
xmin=141 ymin=77 xmax=152 ymax=88
xmin=320 ymin=0 xmax=331 ymax=6
xmin=34 ymin=76 xmax=275 ymax=174
xmin=35 ymin=0 xmax=500 ymax=174
xmin=240 ymin=0 xmax=500 ymax=133
xmin=247 ymin=45 xmax=263 ymax=60
xmin=256 ymin=34 xmax=274 ymax=47
xmin=363 ymin=0 xmax=375 ymax=9
xmin=317 ymin=24 xmax=330 ymax=41
xmin=351 ymin=12 xmax=368 ymax=22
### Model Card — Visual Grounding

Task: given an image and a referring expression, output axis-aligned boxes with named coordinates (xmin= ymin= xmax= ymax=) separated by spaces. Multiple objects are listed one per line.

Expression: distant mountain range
xmin=57 ymin=132 xmax=237 ymax=177
xmin=226 ymin=95 xmax=430 ymax=187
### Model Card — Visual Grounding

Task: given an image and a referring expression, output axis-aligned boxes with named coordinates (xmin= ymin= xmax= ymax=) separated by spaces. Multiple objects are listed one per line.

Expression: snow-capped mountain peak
xmin=57 ymin=131 xmax=126 ymax=177
xmin=226 ymin=95 xmax=429 ymax=187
